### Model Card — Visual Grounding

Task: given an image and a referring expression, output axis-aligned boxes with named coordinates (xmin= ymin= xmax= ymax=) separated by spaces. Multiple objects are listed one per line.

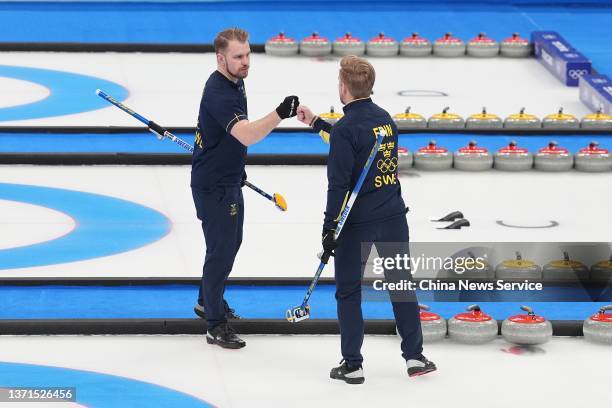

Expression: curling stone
xmin=494 ymin=141 xmax=533 ymax=171
xmin=319 ymin=106 xmax=343 ymax=125
xmin=495 ymin=252 xmax=542 ymax=281
xmin=427 ymin=107 xmax=465 ymax=129
xmin=581 ymin=109 xmax=612 ymax=130
xmin=465 ymin=107 xmax=503 ymax=129
xmin=500 ymin=33 xmax=532 ymax=57
xmin=400 ymin=33 xmax=432 ymax=57
xmin=419 ymin=304 xmax=447 ymax=342
xmin=502 ymin=306 xmax=552 ymax=345
xmin=393 ymin=106 xmax=427 ymax=129
xmin=265 ymin=32 xmax=299 ymax=56
xmin=448 ymin=305 xmax=498 ymax=344
xmin=300 ymin=32 xmax=332 ymax=57
xmin=542 ymin=251 xmax=589 ymax=282
xmin=583 ymin=305 xmax=612 ymax=344
xmin=414 ymin=140 xmax=453 ymax=171
xmin=453 ymin=140 xmax=493 ymax=171
xmin=467 ymin=33 xmax=499 ymax=57
xmin=590 ymin=255 xmax=612 ymax=283
xmin=398 ymin=147 xmax=413 ymax=170
xmin=534 ymin=141 xmax=573 ymax=171
xmin=333 ymin=32 xmax=365 ymax=56
xmin=574 ymin=141 xmax=611 ymax=172
xmin=433 ymin=33 xmax=466 ymax=57
xmin=503 ymin=108 xmax=541 ymax=129
xmin=542 ymin=108 xmax=580 ymax=130
xmin=366 ymin=32 xmax=399 ymax=57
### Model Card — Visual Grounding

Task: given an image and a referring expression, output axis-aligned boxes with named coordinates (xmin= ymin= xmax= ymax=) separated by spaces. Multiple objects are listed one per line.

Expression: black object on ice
xmin=438 ymin=218 xmax=471 ymax=229
xmin=433 ymin=210 xmax=464 ymax=222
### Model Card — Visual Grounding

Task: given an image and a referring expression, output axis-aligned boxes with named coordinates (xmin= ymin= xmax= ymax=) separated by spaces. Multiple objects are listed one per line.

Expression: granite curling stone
xmin=398 ymin=147 xmax=414 ymax=170
xmin=319 ymin=106 xmax=343 ymax=125
xmin=534 ymin=141 xmax=573 ymax=172
xmin=494 ymin=141 xmax=533 ymax=171
xmin=433 ymin=33 xmax=466 ymax=57
xmin=265 ymin=32 xmax=299 ymax=56
xmin=590 ymin=255 xmax=612 ymax=283
xmin=300 ymin=32 xmax=332 ymax=57
xmin=333 ymin=32 xmax=365 ymax=56
xmin=419 ymin=304 xmax=447 ymax=342
xmin=500 ymin=33 xmax=532 ymax=57
xmin=400 ymin=33 xmax=432 ymax=57
xmin=467 ymin=32 xmax=499 ymax=57
xmin=428 ymin=107 xmax=465 ymax=129
xmin=393 ymin=106 xmax=427 ymax=129
xmin=502 ymin=305 xmax=552 ymax=345
xmin=465 ymin=107 xmax=503 ymax=129
xmin=366 ymin=32 xmax=399 ymax=57
xmin=448 ymin=304 xmax=498 ymax=344
xmin=414 ymin=140 xmax=453 ymax=170
xmin=580 ymin=109 xmax=612 ymax=130
xmin=503 ymin=108 xmax=541 ymax=129
xmin=495 ymin=252 xmax=542 ymax=281
xmin=542 ymin=251 xmax=589 ymax=282
xmin=574 ymin=141 xmax=611 ymax=172
xmin=453 ymin=140 xmax=493 ymax=171
xmin=542 ymin=107 xmax=579 ymax=130
xmin=583 ymin=305 xmax=612 ymax=344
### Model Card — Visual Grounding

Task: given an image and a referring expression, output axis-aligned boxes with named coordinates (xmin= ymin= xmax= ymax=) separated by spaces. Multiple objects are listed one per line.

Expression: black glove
xmin=320 ymin=229 xmax=337 ymax=264
xmin=276 ymin=96 xmax=299 ymax=119
xmin=240 ymin=171 xmax=247 ymax=187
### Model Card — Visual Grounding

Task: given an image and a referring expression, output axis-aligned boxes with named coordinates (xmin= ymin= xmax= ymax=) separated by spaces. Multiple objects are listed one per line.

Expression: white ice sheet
xmin=0 ymin=52 xmax=590 ymax=127
xmin=0 ymin=335 xmax=609 ymax=408
xmin=0 ymin=165 xmax=610 ymax=278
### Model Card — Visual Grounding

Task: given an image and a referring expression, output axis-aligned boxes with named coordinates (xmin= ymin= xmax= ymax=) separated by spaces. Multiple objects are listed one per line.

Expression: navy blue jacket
xmin=314 ymin=98 xmax=407 ymax=231
xmin=191 ymin=70 xmax=248 ymax=191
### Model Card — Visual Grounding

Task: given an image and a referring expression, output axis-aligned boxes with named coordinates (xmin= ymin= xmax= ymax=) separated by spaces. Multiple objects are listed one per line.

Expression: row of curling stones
xmin=266 ymin=32 xmax=531 ymax=57
xmin=423 ymin=304 xmax=612 ymax=344
xmin=447 ymin=305 xmax=552 ymax=345
xmin=583 ymin=305 xmax=612 ymax=344
xmin=468 ymin=251 xmax=609 ymax=282
xmin=393 ymin=106 xmax=612 ymax=130
xmin=400 ymin=140 xmax=611 ymax=172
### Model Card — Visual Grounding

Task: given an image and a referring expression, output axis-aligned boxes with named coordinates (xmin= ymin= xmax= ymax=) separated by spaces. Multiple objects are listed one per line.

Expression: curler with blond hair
xmin=339 ymin=55 xmax=376 ymax=99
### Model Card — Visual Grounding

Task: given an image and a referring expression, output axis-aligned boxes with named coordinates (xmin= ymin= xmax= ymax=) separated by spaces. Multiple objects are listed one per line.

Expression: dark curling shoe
xmin=206 ymin=323 xmax=246 ymax=349
xmin=330 ymin=360 xmax=365 ymax=384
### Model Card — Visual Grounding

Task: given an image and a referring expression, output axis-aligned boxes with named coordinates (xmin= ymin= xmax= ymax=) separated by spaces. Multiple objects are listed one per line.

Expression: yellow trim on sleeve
xmin=334 ymin=191 xmax=351 ymax=222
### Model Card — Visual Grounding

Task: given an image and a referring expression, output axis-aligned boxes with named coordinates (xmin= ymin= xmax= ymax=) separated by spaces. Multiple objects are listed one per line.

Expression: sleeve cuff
xmin=225 ymin=113 xmax=248 ymax=133
xmin=312 ymin=117 xmax=332 ymax=134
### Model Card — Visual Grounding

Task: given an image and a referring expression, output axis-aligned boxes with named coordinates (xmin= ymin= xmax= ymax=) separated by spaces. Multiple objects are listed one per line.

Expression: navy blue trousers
xmin=334 ymin=215 xmax=423 ymax=366
xmin=192 ymin=186 xmax=244 ymax=329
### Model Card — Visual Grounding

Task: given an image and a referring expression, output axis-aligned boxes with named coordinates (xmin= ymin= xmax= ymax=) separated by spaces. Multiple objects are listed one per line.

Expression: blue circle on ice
xmin=0 ymin=361 xmax=213 ymax=407
xmin=0 ymin=65 xmax=128 ymax=121
xmin=0 ymin=183 xmax=171 ymax=270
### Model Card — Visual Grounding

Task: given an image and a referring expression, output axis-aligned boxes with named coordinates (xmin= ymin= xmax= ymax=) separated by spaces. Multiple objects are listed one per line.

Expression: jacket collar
xmin=343 ymin=97 xmax=372 ymax=113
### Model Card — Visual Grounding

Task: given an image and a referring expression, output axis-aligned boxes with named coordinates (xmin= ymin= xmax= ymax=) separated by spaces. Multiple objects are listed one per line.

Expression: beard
xmin=226 ymin=60 xmax=249 ymax=79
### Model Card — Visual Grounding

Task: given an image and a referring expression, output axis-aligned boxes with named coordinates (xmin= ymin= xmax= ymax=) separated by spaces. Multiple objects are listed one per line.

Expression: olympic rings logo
xmin=568 ymin=69 xmax=588 ymax=79
xmin=377 ymin=157 xmax=398 ymax=173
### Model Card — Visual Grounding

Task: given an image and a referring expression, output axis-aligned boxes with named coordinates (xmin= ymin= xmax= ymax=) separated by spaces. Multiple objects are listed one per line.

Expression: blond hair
xmin=339 ymin=55 xmax=375 ymax=99
xmin=214 ymin=28 xmax=249 ymax=53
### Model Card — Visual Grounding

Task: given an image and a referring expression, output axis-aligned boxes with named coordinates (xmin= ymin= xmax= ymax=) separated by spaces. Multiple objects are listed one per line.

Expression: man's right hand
xmin=276 ymin=96 xmax=300 ymax=119
xmin=297 ymin=105 xmax=315 ymax=126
